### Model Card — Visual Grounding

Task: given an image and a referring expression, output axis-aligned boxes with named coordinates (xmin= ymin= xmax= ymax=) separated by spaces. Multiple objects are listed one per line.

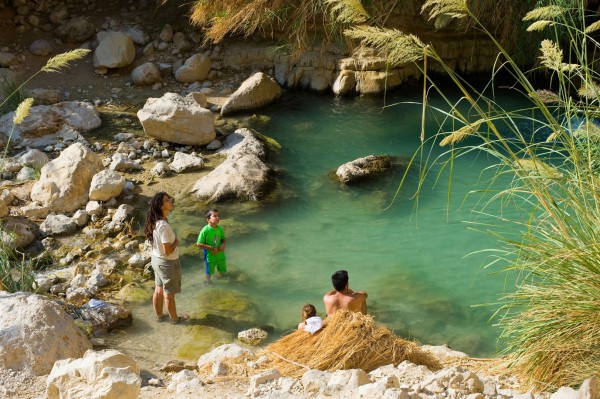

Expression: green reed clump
xmin=329 ymin=0 xmax=600 ymax=389
xmin=0 ymin=71 xmax=27 ymax=115
xmin=0 ymin=240 xmax=37 ymax=292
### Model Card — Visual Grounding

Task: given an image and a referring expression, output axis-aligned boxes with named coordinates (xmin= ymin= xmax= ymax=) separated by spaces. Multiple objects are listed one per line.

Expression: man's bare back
xmin=323 ymin=289 xmax=368 ymax=316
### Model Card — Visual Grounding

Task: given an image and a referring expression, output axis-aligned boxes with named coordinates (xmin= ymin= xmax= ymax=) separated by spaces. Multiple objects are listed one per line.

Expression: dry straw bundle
xmin=263 ymin=310 xmax=441 ymax=377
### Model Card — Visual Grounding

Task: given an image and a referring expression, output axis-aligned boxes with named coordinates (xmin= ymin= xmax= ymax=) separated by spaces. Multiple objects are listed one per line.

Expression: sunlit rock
xmin=0 ymin=292 xmax=91 ymax=375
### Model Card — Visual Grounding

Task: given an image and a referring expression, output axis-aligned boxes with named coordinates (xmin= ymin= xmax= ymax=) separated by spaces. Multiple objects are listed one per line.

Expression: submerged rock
xmin=334 ymin=154 xmax=397 ymax=184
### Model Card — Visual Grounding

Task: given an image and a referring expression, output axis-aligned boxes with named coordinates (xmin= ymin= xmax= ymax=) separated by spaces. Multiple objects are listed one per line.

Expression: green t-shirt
xmin=197 ymin=225 xmax=226 ymax=263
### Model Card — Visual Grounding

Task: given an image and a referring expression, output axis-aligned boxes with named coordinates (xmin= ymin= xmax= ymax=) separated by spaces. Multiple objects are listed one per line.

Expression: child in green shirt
xmin=196 ymin=209 xmax=227 ymax=285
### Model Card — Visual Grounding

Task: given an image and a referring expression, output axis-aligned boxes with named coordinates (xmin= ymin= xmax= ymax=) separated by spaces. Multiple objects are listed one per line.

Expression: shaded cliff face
xmin=0 ymin=0 xmax=523 ymax=99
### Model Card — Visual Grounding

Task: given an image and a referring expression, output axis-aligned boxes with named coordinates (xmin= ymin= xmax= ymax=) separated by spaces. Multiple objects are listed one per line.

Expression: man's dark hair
xmin=331 ymin=270 xmax=349 ymax=292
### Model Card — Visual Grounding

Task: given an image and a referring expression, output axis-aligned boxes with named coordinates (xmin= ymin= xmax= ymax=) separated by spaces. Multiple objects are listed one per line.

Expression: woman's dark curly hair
xmin=144 ymin=192 xmax=168 ymax=242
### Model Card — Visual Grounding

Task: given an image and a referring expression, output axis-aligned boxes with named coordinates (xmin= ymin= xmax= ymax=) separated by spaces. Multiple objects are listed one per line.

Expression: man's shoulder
xmin=324 ymin=290 xmax=337 ymax=298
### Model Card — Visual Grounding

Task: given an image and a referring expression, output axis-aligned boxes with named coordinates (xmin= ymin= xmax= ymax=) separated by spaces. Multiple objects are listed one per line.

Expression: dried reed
xmin=262 ymin=310 xmax=440 ymax=377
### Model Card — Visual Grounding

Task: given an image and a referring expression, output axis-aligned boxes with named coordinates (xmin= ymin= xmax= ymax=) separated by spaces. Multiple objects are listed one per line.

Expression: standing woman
xmin=144 ymin=192 xmax=188 ymax=324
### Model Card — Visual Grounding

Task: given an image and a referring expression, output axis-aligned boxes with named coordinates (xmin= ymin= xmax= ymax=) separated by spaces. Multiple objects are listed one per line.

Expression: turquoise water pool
xmin=114 ymin=86 xmax=530 ymax=367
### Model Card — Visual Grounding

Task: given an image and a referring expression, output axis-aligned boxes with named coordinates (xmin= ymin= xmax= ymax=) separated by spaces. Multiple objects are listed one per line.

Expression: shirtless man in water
xmin=323 ymin=270 xmax=368 ymax=316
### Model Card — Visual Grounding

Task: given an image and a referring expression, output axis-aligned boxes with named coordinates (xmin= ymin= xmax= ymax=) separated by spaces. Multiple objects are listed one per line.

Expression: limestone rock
xmin=169 ymin=152 xmax=204 ymax=173
xmin=301 ymin=369 xmax=331 ymax=393
xmin=355 ymin=70 xmax=402 ymax=94
xmin=167 ymin=369 xmax=203 ymax=394
xmin=111 ymin=204 xmax=135 ymax=224
xmin=89 ymin=169 xmax=126 ymax=201
xmin=0 ymin=202 xmax=7 ymax=218
xmin=30 ymin=143 xmax=104 ymax=215
xmin=333 ymin=70 xmax=356 ymax=96
xmin=0 ymin=292 xmax=91 ymax=375
xmin=250 ymin=369 xmax=281 ymax=389
xmin=0 ymin=52 xmax=19 ymax=68
xmin=237 ymin=328 xmax=268 ymax=345
xmin=72 ymin=209 xmax=88 ymax=227
xmin=159 ymin=24 xmax=174 ymax=43
xmin=0 ymin=216 xmax=38 ymax=249
xmin=0 ymin=101 xmax=101 ymax=147
xmin=40 ymin=213 xmax=78 ymax=236
xmin=174 ymin=53 xmax=211 ymax=83
xmin=29 ymin=39 xmax=53 ymax=56
xmin=29 ymin=88 xmax=64 ymax=105
xmin=93 ymin=31 xmax=136 ymax=69
xmin=19 ymin=148 xmax=49 ymax=169
xmin=131 ymin=62 xmax=161 ymax=85
xmin=187 ymin=92 xmax=208 ymax=108
xmin=221 ymin=72 xmax=282 ymax=116
xmin=46 ymin=349 xmax=141 ymax=399
xmin=151 ymin=162 xmax=170 ymax=177
xmin=55 ymin=17 xmax=95 ymax=42
xmin=335 ymin=155 xmax=396 ymax=184
xmin=80 ymin=299 xmax=133 ymax=331
xmin=137 ymin=92 xmax=215 ymax=146
xmin=197 ymin=344 xmax=254 ymax=368
xmin=190 ymin=128 xmax=273 ymax=202
xmin=329 ymin=369 xmax=372 ymax=389
xmin=109 ymin=153 xmax=142 ymax=171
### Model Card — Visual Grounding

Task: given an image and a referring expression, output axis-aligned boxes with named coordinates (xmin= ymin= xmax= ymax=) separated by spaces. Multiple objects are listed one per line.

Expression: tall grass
xmin=330 ymin=0 xmax=600 ymax=389
xmin=0 ymin=49 xmax=90 ymax=293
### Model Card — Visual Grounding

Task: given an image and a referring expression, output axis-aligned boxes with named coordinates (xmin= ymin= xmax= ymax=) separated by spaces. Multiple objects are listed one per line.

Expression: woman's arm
xmin=163 ymin=237 xmax=179 ymax=256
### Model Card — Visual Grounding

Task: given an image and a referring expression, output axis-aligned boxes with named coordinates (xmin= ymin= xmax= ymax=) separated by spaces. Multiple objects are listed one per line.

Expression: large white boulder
xmin=0 ymin=292 xmax=91 ymax=375
xmin=89 ymin=169 xmax=126 ymax=201
xmin=93 ymin=31 xmax=136 ymax=69
xmin=0 ymin=101 xmax=101 ymax=147
xmin=137 ymin=92 xmax=215 ymax=145
xmin=30 ymin=143 xmax=104 ymax=215
xmin=221 ymin=72 xmax=282 ymax=115
xmin=190 ymin=128 xmax=272 ymax=202
xmin=46 ymin=349 xmax=141 ymax=399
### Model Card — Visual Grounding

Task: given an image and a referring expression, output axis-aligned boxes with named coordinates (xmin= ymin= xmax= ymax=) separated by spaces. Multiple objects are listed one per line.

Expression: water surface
xmin=111 ymin=87 xmax=529 ymax=368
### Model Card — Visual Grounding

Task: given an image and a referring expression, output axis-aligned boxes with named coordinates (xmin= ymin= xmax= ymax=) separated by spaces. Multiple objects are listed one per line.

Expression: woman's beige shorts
xmin=152 ymin=256 xmax=182 ymax=294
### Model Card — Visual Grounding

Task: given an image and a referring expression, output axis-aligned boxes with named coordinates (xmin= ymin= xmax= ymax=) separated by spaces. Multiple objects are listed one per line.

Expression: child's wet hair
xmin=301 ymin=304 xmax=317 ymax=321
xmin=204 ymin=209 xmax=219 ymax=220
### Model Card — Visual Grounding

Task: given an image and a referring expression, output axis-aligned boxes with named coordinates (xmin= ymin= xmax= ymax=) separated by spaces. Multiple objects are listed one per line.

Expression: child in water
xmin=196 ymin=209 xmax=227 ymax=285
xmin=298 ymin=304 xmax=317 ymax=330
